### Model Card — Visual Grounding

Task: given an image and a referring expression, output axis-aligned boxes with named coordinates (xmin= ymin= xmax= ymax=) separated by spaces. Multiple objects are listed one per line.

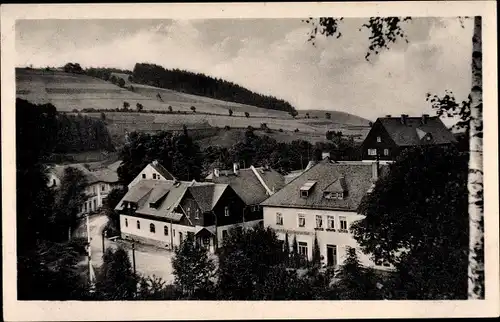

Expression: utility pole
xmin=101 ymin=230 xmax=106 ymax=253
xmin=86 ymin=214 xmax=96 ymax=293
xmin=131 ymin=242 xmax=136 ymax=275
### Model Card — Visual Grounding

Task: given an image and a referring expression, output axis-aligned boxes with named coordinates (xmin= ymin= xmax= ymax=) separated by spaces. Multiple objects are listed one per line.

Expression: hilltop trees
xmin=244 ymin=112 xmax=250 ymax=118
xmin=190 ymin=106 xmax=196 ymax=113
xmin=63 ymin=62 xmax=84 ymax=74
xmin=325 ymin=112 xmax=331 ymax=119
xmin=118 ymin=78 xmax=126 ymax=87
xmin=228 ymin=109 xmax=233 ymax=116
xmin=136 ymin=103 xmax=144 ymax=112
xmin=351 ymin=145 xmax=469 ymax=299
xmin=132 ymin=63 xmax=297 ymax=114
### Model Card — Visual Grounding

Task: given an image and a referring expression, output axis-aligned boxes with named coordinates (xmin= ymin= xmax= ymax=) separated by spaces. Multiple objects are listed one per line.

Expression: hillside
xmin=16 ymin=68 xmax=372 ymax=159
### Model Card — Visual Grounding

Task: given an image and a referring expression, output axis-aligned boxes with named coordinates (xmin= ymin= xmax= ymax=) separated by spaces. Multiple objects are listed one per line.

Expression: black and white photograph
xmin=1 ymin=2 xmax=498 ymax=320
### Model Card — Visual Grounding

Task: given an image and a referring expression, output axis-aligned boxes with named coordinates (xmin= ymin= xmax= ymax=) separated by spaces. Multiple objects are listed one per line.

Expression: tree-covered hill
xmin=131 ymin=63 xmax=297 ymax=114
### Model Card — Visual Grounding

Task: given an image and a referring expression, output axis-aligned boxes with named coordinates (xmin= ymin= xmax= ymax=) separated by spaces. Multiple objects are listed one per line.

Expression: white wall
xmin=120 ymin=214 xmax=195 ymax=248
xmin=80 ymin=182 xmax=120 ymax=215
xmin=263 ymin=206 xmax=387 ymax=269
xmin=128 ymin=164 xmax=168 ymax=188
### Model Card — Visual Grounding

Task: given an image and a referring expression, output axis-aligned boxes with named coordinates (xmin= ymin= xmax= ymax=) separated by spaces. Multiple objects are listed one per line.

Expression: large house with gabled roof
xmin=127 ymin=160 xmax=177 ymax=189
xmin=261 ymin=158 xmax=392 ymax=269
xmin=116 ymin=163 xmax=255 ymax=252
xmin=361 ymin=114 xmax=457 ymax=161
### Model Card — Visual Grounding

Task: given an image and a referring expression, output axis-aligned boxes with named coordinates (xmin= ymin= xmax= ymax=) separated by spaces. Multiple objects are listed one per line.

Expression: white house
xmin=261 ymin=158 xmax=392 ymax=270
xmin=127 ymin=160 xmax=176 ymax=189
xmin=115 ymin=162 xmax=254 ymax=252
xmin=48 ymin=161 xmax=122 ymax=215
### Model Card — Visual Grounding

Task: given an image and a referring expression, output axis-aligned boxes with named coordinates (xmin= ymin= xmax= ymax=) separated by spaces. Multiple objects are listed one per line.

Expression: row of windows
xmin=275 ymin=213 xmax=348 ymax=230
xmin=125 ymin=218 xmax=176 ymax=237
xmin=142 ymin=172 xmax=161 ymax=180
xmin=88 ymin=185 xmax=108 ymax=194
xmin=82 ymin=199 xmax=98 ymax=213
xmin=367 ymin=148 xmax=390 ymax=156
xmin=288 ymin=241 xmax=341 ymax=267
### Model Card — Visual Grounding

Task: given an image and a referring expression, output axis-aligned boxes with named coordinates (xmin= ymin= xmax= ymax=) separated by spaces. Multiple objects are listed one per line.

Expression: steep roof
xmin=51 ymin=163 xmax=119 ymax=185
xmin=207 ymin=167 xmax=285 ymax=206
xmin=150 ymin=161 xmax=177 ymax=180
xmin=261 ymin=160 xmax=389 ymax=212
xmin=116 ymin=179 xmax=228 ymax=221
xmin=377 ymin=116 xmax=457 ymax=147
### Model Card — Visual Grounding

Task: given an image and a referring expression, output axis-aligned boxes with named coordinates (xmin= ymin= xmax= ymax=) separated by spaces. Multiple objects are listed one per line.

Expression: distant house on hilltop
xmin=48 ymin=161 xmax=122 ymax=215
xmin=361 ymin=114 xmax=457 ymax=161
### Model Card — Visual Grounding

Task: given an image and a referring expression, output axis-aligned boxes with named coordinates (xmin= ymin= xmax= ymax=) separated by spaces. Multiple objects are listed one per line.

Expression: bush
xmin=224 ymin=125 xmax=231 ymax=131
xmin=244 ymin=112 xmax=250 ymax=118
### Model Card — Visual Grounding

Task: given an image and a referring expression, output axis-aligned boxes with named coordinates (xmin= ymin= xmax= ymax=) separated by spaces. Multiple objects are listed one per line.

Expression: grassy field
xmin=16 ymin=68 xmax=371 ymax=155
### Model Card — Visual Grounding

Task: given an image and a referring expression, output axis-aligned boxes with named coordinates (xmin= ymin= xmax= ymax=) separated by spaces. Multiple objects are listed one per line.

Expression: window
xmin=224 ymin=206 xmax=230 ymax=217
xmin=150 ymin=223 xmax=156 ymax=233
xmin=276 ymin=213 xmax=283 ymax=225
xmin=93 ymin=199 xmax=97 ymax=210
xmin=368 ymin=148 xmax=377 ymax=156
xmin=383 ymin=148 xmax=389 ymax=156
xmin=52 ymin=179 xmax=56 ymax=186
xmin=300 ymin=181 xmax=316 ymax=198
xmin=327 ymin=216 xmax=335 ymax=229
xmin=186 ymin=207 xmax=191 ymax=216
xmin=137 ymin=220 xmax=141 ymax=229
xmin=203 ymin=237 xmax=210 ymax=247
xmin=84 ymin=202 xmax=88 ymax=212
xmin=316 ymin=215 xmax=323 ymax=228
xmin=125 ymin=218 xmax=128 ymax=227
xmin=339 ymin=216 xmax=348 ymax=230
xmin=173 ymin=229 xmax=175 ymax=237
xmin=142 ymin=173 xmax=146 ymax=179
xmin=153 ymin=173 xmax=158 ymax=179
xmin=376 ymin=136 xmax=381 ymax=143
xmin=298 ymin=214 xmax=306 ymax=227
xmin=375 ymin=259 xmax=391 ymax=267
xmin=195 ymin=208 xmax=200 ymax=219
xmin=222 ymin=230 xmax=228 ymax=240
xmin=164 ymin=226 xmax=169 ymax=236
xmin=101 ymin=184 xmax=106 ymax=192
xmin=298 ymin=242 xmax=308 ymax=258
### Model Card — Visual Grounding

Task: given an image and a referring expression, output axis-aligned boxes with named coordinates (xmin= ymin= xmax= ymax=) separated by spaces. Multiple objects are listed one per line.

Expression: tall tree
xmin=305 ymin=15 xmax=484 ymax=299
xmin=351 ymin=145 xmax=469 ymax=299
xmin=312 ymin=234 xmax=321 ymax=267
xmin=172 ymin=233 xmax=215 ymax=298
xmin=51 ymin=167 xmax=88 ymax=241
xmin=96 ymin=247 xmax=137 ymax=300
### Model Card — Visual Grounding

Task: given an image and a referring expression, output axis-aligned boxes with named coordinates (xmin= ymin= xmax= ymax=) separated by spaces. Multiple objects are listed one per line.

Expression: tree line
xmin=131 ymin=63 xmax=297 ymax=114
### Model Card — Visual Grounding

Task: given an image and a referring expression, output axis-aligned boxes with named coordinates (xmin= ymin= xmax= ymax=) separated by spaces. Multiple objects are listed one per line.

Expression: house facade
xmin=48 ymin=162 xmax=122 ymax=215
xmin=361 ymin=114 xmax=457 ymax=161
xmin=261 ymin=159 xmax=392 ymax=269
xmin=116 ymin=163 xmax=257 ymax=252
xmin=205 ymin=163 xmax=285 ymax=224
xmin=127 ymin=160 xmax=176 ymax=189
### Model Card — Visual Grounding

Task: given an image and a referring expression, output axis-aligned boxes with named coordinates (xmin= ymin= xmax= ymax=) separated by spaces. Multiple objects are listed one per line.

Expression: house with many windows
xmin=361 ymin=114 xmax=457 ymax=161
xmin=261 ymin=158 xmax=391 ymax=269
xmin=116 ymin=163 xmax=255 ymax=252
xmin=205 ymin=163 xmax=285 ymax=223
xmin=48 ymin=161 xmax=122 ymax=215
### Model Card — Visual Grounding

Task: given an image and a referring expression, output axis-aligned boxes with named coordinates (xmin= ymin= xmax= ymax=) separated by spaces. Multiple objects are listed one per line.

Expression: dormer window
xmin=300 ymin=181 xmax=316 ymax=198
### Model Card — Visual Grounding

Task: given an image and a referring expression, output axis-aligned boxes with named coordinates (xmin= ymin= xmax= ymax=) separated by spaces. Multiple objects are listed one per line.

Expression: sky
xmin=16 ymin=18 xmax=474 ymax=122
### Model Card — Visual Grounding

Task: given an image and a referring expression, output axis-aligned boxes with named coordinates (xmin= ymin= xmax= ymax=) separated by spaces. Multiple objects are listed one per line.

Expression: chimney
xmin=321 ymin=151 xmax=330 ymax=160
xmin=400 ymin=114 xmax=408 ymax=125
xmin=213 ymin=168 xmax=220 ymax=177
xmin=422 ymin=114 xmax=429 ymax=125
xmin=233 ymin=162 xmax=239 ymax=175
xmin=371 ymin=161 xmax=379 ymax=180
xmin=152 ymin=160 xmax=158 ymax=166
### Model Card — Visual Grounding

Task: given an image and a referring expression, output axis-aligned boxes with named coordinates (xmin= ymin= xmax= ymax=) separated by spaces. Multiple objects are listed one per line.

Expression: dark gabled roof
xmin=207 ymin=167 xmax=285 ymax=206
xmin=377 ymin=116 xmax=457 ymax=147
xmin=116 ymin=179 xmax=227 ymax=221
xmin=188 ymin=184 xmax=228 ymax=212
xmin=150 ymin=161 xmax=177 ymax=180
xmin=261 ymin=160 xmax=389 ymax=212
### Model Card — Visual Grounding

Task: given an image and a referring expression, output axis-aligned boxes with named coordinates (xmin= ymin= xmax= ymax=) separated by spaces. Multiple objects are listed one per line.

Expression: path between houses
xmin=74 ymin=213 xmax=176 ymax=284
